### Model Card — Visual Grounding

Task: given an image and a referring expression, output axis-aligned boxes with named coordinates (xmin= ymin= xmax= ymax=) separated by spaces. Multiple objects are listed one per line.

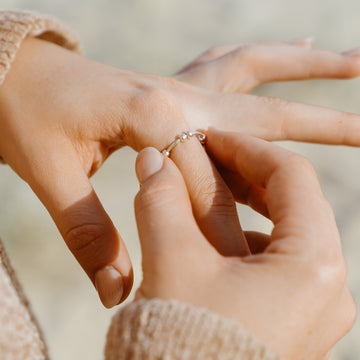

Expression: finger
xmin=244 ymin=231 xmax=271 ymax=254
xmin=175 ymin=42 xmax=286 ymax=91
xmin=206 ymin=128 xmax=342 ymax=257
xmin=176 ymin=40 xmax=312 ymax=76
xmin=206 ymin=92 xmax=360 ymax=146
xmin=175 ymin=44 xmax=239 ymax=75
xmin=212 ymin=161 xmax=269 ymax=218
xmin=242 ymin=45 xmax=360 ymax=91
xmin=176 ymin=43 xmax=360 ymax=93
xmin=6 ymin=140 xmax=133 ymax=308
xmin=168 ymin=133 xmax=250 ymax=256
xmin=124 ymin=90 xmax=250 ymax=257
xmin=134 ymin=147 xmax=215 ymax=268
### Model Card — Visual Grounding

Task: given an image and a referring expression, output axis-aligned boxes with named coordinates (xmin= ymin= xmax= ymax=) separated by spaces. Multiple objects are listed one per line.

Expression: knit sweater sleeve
xmin=0 ymin=10 xmax=81 ymax=87
xmin=0 ymin=12 xmax=79 ymax=360
xmin=105 ymin=298 xmax=282 ymax=360
xmin=0 ymin=10 xmax=81 ymax=164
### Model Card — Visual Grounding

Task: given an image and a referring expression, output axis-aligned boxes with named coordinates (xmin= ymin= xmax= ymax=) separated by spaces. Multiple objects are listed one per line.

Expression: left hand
xmin=0 ymin=37 xmax=359 ymax=307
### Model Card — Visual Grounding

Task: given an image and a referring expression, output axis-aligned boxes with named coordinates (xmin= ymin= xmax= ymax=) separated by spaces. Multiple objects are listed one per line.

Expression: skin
xmin=133 ymin=128 xmax=356 ymax=360
xmin=0 ymin=37 xmax=360 ymax=307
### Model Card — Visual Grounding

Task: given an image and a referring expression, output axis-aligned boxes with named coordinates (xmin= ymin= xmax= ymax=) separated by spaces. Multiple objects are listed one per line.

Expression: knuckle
xmin=135 ymin=179 xmax=179 ymax=215
xmin=126 ymin=83 xmax=185 ymax=150
xmin=65 ymin=223 xmax=105 ymax=251
xmin=305 ymin=258 xmax=347 ymax=291
xmin=291 ymin=154 xmax=315 ymax=173
xmin=192 ymin=171 xmax=235 ymax=215
xmin=65 ymin=222 xmax=118 ymax=266
xmin=192 ymin=172 xmax=218 ymax=208
xmin=130 ymin=85 xmax=180 ymax=118
xmin=283 ymin=153 xmax=317 ymax=180
xmin=270 ymin=152 xmax=316 ymax=183
xmin=238 ymin=44 xmax=265 ymax=69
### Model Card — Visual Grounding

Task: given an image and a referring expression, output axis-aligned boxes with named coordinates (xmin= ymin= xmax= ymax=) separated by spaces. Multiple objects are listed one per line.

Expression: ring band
xmin=162 ymin=130 xmax=206 ymax=157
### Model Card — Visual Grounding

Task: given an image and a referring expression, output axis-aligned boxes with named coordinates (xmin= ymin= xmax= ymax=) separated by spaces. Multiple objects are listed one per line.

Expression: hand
xmin=0 ymin=37 xmax=360 ymax=308
xmin=133 ymin=128 xmax=356 ymax=360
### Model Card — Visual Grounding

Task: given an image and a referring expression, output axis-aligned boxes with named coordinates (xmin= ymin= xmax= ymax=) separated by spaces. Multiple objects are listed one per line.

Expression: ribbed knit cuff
xmin=0 ymin=10 xmax=81 ymax=87
xmin=105 ymin=298 xmax=282 ymax=360
xmin=0 ymin=237 xmax=48 ymax=359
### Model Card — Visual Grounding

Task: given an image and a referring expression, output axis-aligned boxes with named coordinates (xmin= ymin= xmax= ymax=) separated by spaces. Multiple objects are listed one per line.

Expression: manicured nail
xmin=136 ymin=147 xmax=164 ymax=184
xmin=342 ymin=47 xmax=360 ymax=57
xmin=95 ymin=265 xmax=123 ymax=308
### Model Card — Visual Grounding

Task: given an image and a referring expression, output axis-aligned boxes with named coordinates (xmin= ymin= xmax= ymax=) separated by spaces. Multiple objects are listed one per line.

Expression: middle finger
xmin=201 ymin=92 xmax=360 ymax=145
xmin=124 ymin=88 xmax=250 ymax=256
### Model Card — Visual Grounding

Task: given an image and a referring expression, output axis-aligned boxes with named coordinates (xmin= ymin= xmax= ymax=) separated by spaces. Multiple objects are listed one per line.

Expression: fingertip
xmin=290 ymin=36 xmax=314 ymax=48
xmin=95 ymin=265 xmax=124 ymax=308
xmin=340 ymin=48 xmax=360 ymax=78
xmin=95 ymin=263 xmax=134 ymax=308
xmin=135 ymin=147 xmax=164 ymax=185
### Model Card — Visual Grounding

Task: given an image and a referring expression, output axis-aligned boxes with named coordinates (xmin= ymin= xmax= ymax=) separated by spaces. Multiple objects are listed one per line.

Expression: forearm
xmin=0 ymin=10 xmax=81 ymax=164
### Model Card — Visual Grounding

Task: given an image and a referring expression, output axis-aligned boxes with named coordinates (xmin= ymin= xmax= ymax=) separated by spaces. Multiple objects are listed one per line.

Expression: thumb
xmin=134 ymin=148 xmax=209 ymax=270
xmin=11 ymin=143 xmax=133 ymax=309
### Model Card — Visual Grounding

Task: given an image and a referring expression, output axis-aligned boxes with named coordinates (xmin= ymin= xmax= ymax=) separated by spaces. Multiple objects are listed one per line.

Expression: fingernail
xmin=342 ymin=47 xmax=360 ymax=57
xmin=95 ymin=265 xmax=123 ymax=308
xmin=136 ymin=147 xmax=164 ymax=184
xmin=291 ymin=36 xmax=314 ymax=46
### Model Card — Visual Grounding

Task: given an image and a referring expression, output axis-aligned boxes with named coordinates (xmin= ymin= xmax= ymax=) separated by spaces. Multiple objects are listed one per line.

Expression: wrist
xmin=0 ymin=10 xmax=81 ymax=88
xmin=0 ymin=38 xmax=39 ymax=164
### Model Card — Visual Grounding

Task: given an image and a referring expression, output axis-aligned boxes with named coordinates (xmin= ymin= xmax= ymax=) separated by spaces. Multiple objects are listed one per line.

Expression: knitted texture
xmin=0 ymin=238 xmax=48 ymax=360
xmin=105 ymin=298 xmax=282 ymax=360
xmin=0 ymin=10 xmax=81 ymax=87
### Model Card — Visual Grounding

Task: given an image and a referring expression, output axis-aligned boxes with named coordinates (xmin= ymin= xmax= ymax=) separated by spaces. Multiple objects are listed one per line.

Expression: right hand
xmin=133 ymin=128 xmax=356 ymax=360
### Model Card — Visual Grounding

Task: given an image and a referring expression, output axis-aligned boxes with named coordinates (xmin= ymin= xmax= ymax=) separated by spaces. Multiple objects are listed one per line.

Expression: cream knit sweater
xmin=0 ymin=10 xmax=281 ymax=360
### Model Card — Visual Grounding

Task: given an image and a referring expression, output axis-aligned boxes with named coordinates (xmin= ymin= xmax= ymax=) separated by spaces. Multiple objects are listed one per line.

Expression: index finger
xmin=206 ymin=128 xmax=341 ymax=256
xmin=135 ymin=127 xmax=250 ymax=257
xmin=175 ymin=42 xmax=360 ymax=93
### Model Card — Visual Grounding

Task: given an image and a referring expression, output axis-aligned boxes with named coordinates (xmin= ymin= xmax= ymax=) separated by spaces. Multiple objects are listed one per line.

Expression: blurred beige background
xmin=1 ymin=0 xmax=360 ymax=359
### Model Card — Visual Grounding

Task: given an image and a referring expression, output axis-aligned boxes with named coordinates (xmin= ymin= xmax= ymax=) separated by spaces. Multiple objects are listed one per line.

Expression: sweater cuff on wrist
xmin=0 ymin=10 xmax=81 ymax=88
xmin=105 ymin=298 xmax=281 ymax=360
